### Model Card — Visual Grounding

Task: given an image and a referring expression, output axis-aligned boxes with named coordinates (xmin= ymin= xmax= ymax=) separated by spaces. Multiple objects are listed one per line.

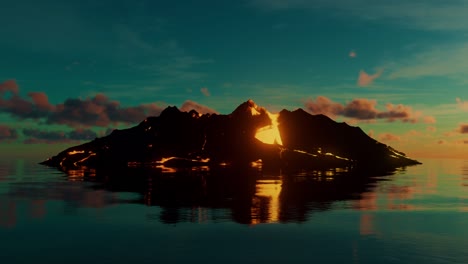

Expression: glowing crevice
xmin=255 ymin=112 xmax=283 ymax=145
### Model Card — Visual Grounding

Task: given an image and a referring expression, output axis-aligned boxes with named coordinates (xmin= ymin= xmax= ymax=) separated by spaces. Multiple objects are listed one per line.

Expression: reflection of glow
xmin=68 ymin=150 xmax=85 ymax=155
xmin=154 ymin=165 xmax=177 ymax=173
xmin=255 ymin=112 xmax=283 ymax=145
xmin=360 ymin=214 xmax=377 ymax=236
xmin=251 ymin=159 xmax=263 ymax=168
xmin=67 ymin=169 xmax=85 ymax=181
xmin=253 ymin=178 xmax=282 ymax=223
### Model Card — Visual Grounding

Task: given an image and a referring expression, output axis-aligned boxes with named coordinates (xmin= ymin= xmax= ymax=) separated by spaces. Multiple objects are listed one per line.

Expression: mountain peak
xmin=231 ymin=99 xmax=266 ymax=117
xmin=160 ymin=106 xmax=180 ymax=117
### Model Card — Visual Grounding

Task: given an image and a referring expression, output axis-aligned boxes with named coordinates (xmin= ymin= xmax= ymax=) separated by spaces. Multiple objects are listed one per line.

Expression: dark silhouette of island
xmin=41 ymin=99 xmax=420 ymax=171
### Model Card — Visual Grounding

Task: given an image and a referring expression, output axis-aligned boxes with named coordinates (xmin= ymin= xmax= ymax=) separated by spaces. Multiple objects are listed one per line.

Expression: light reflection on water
xmin=0 ymin=158 xmax=467 ymax=263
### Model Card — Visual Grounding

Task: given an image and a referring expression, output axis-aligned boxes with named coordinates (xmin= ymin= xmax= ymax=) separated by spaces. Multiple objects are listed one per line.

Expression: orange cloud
xmin=456 ymin=98 xmax=468 ymax=111
xmin=0 ymin=79 xmax=19 ymax=94
xmin=349 ymin=50 xmax=357 ymax=58
xmin=423 ymin=116 xmax=436 ymax=124
xmin=378 ymin=133 xmax=401 ymax=141
xmin=458 ymin=123 xmax=468 ymax=134
xmin=357 ymin=69 xmax=383 ymax=87
xmin=180 ymin=100 xmax=218 ymax=114
xmin=305 ymin=96 xmax=433 ymax=123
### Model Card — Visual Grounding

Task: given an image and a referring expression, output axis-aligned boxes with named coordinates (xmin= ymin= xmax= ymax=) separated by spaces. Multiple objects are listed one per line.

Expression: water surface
xmin=0 ymin=158 xmax=466 ymax=263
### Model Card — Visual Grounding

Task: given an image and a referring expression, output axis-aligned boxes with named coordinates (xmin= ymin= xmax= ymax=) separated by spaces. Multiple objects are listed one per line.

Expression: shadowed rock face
xmin=41 ymin=100 xmax=420 ymax=171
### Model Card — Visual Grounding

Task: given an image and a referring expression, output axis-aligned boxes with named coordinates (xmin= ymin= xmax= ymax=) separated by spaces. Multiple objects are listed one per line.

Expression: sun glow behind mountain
xmin=255 ymin=112 xmax=283 ymax=145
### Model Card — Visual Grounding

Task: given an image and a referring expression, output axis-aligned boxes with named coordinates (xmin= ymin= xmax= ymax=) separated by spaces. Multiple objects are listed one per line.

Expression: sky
xmin=1 ymin=0 xmax=468 ymax=159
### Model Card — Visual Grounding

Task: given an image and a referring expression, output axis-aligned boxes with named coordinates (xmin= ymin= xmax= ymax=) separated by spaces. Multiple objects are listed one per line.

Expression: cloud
xmin=0 ymin=79 xmax=19 ymax=94
xmin=423 ymin=116 xmax=436 ymax=124
xmin=200 ymin=87 xmax=210 ymax=97
xmin=0 ymin=80 xmax=164 ymax=128
xmin=378 ymin=133 xmax=401 ymax=141
xmin=304 ymin=96 xmax=434 ymax=123
xmin=304 ymin=96 xmax=344 ymax=118
xmin=180 ymin=100 xmax=218 ymax=114
xmin=0 ymin=125 xmax=18 ymax=142
xmin=456 ymin=139 xmax=468 ymax=145
xmin=22 ymin=128 xmax=97 ymax=144
xmin=458 ymin=124 xmax=468 ymax=134
xmin=427 ymin=126 xmax=437 ymax=132
xmin=357 ymin=69 xmax=383 ymax=87
xmin=250 ymin=0 xmax=468 ymax=31
xmin=456 ymin=98 xmax=468 ymax=111
xmin=389 ymin=44 xmax=468 ymax=80
xmin=349 ymin=50 xmax=357 ymax=58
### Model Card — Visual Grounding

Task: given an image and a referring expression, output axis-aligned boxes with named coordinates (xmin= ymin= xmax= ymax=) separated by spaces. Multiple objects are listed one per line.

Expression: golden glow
xmin=251 ymin=106 xmax=261 ymax=116
xmin=255 ymin=112 xmax=283 ymax=145
xmin=73 ymin=152 xmax=96 ymax=167
xmin=251 ymin=159 xmax=263 ymax=169
xmin=158 ymin=157 xmax=176 ymax=163
xmin=68 ymin=150 xmax=85 ymax=155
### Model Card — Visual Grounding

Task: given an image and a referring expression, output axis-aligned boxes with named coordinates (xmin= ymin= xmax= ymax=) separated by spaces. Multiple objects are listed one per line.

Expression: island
xmin=41 ymin=100 xmax=420 ymax=172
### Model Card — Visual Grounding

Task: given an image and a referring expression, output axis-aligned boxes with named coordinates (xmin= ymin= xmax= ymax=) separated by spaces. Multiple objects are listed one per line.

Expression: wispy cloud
xmin=349 ymin=50 xmax=357 ymax=58
xmin=357 ymin=69 xmax=383 ymax=87
xmin=0 ymin=125 xmax=18 ymax=142
xmin=250 ymin=0 xmax=468 ymax=31
xmin=305 ymin=96 xmax=435 ymax=123
xmin=200 ymin=87 xmax=211 ymax=97
xmin=389 ymin=44 xmax=468 ymax=80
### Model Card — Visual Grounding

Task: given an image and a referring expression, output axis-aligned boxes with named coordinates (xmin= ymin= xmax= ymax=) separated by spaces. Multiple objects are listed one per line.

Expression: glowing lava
xmin=255 ymin=112 xmax=283 ymax=145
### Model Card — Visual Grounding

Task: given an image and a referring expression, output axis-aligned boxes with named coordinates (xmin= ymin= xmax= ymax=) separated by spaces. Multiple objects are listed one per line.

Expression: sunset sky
xmin=1 ymin=0 xmax=468 ymax=159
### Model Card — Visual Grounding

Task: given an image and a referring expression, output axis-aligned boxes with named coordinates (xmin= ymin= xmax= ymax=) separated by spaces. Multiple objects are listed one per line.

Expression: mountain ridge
xmin=41 ymin=100 xmax=420 ymax=171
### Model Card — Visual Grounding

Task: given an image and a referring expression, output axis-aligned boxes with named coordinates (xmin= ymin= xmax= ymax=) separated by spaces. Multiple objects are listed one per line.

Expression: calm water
xmin=0 ymin=158 xmax=467 ymax=263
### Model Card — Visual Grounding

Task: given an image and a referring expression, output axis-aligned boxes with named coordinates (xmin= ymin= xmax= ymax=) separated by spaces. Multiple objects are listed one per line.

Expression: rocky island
xmin=41 ymin=100 xmax=420 ymax=172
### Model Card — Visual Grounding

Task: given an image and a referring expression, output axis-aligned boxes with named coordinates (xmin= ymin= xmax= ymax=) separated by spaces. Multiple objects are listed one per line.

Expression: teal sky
xmin=1 ymin=0 xmax=468 ymax=158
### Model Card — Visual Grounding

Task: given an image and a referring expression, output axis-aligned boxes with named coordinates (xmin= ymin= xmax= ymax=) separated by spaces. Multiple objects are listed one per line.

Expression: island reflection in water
xmin=34 ymin=164 xmax=397 ymax=225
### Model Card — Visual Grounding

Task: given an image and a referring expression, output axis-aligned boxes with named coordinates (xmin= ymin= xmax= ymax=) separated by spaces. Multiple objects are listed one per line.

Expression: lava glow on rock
xmin=255 ymin=112 xmax=283 ymax=145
